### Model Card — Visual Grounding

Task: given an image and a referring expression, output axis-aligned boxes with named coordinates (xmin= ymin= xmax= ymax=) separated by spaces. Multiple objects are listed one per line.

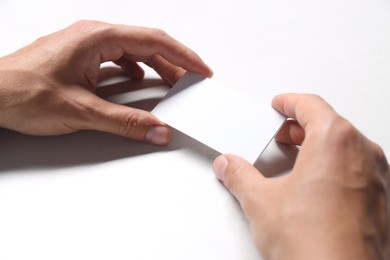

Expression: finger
xmin=83 ymin=22 xmax=213 ymax=77
xmin=98 ymin=66 xmax=126 ymax=82
xmin=275 ymin=119 xmax=305 ymax=145
xmin=213 ymin=154 xmax=265 ymax=207
xmin=121 ymin=26 xmax=213 ymax=77
xmin=272 ymin=94 xmax=338 ymax=131
xmin=81 ymin=95 xmax=171 ymax=145
xmin=145 ymin=55 xmax=186 ymax=86
xmin=115 ymin=58 xmax=145 ymax=80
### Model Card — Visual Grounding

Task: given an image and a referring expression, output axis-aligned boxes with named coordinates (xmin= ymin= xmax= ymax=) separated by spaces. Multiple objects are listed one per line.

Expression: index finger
xmin=271 ymin=93 xmax=338 ymax=131
xmin=86 ymin=21 xmax=213 ymax=77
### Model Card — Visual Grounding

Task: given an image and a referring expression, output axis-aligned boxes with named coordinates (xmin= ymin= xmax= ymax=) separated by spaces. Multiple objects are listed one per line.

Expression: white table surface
xmin=0 ymin=0 xmax=389 ymax=259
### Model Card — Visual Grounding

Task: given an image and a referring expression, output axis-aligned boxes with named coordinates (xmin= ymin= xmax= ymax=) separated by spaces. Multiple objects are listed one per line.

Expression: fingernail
xmin=213 ymin=155 xmax=228 ymax=181
xmin=145 ymin=126 xmax=170 ymax=145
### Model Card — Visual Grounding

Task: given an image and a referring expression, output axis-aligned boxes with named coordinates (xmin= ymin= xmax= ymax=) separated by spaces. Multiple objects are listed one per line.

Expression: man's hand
xmin=213 ymin=94 xmax=390 ymax=259
xmin=0 ymin=20 xmax=212 ymax=144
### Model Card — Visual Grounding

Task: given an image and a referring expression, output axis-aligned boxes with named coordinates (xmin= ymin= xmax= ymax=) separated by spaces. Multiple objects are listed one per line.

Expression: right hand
xmin=213 ymin=94 xmax=390 ymax=259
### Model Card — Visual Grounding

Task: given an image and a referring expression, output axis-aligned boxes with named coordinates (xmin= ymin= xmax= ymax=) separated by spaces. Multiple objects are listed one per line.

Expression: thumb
xmin=213 ymin=154 xmax=266 ymax=205
xmin=80 ymin=97 xmax=171 ymax=145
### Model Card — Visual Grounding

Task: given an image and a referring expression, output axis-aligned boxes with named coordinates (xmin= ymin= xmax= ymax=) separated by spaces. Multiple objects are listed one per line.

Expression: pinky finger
xmin=145 ymin=55 xmax=186 ymax=86
xmin=115 ymin=58 xmax=145 ymax=80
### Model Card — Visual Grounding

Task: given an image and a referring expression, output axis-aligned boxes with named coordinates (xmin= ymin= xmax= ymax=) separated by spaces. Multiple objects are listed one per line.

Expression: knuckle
xmin=372 ymin=142 xmax=385 ymax=158
xmin=304 ymin=93 xmax=324 ymax=101
xmin=73 ymin=19 xmax=90 ymax=26
xmin=119 ymin=113 xmax=141 ymax=138
xmin=72 ymin=20 xmax=102 ymax=28
xmin=70 ymin=20 xmax=109 ymax=38
xmin=300 ymin=94 xmax=326 ymax=105
xmin=295 ymin=94 xmax=328 ymax=115
xmin=149 ymin=28 xmax=171 ymax=50
xmin=223 ymin=159 xmax=248 ymax=193
xmin=327 ymin=117 xmax=360 ymax=146
xmin=371 ymin=142 xmax=389 ymax=173
xmin=71 ymin=20 xmax=94 ymax=31
xmin=153 ymin=28 xmax=168 ymax=39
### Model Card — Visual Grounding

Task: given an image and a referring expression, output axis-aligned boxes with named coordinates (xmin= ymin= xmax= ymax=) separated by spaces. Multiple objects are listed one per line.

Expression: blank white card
xmin=152 ymin=72 xmax=285 ymax=164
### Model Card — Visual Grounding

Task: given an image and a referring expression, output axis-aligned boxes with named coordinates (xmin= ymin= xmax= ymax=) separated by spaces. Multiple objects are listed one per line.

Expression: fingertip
xmin=188 ymin=53 xmax=213 ymax=78
xmin=205 ymin=66 xmax=214 ymax=78
xmin=190 ymin=63 xmax=213 ymax=79
xmin=271 ymin=95 xmax=280 ymax=107
xmin=199 ymin=58 xmax=213 ymax=78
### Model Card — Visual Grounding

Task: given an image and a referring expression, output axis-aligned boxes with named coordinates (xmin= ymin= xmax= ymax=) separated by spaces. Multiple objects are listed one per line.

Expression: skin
xmin=213 ymin=94 xmax=390 ymax=259
xmin=1 ymin=21 xmax=389 ymax=259
xmin=0 ymin=20 xmax=213 ymax=144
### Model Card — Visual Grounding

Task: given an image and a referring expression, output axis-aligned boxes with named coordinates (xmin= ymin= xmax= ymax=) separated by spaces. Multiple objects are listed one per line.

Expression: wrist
xmin=266 ymin=225 xmax=387 ymax=260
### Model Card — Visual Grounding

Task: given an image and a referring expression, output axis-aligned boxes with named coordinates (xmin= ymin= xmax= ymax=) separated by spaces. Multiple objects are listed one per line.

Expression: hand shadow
xmin=0 ymin=69 xmax=298 ymax=176
xmin=0 ymin=74 xmax=175 ymax=172
xmin=0 ymin=126 xmax=221 ymax=172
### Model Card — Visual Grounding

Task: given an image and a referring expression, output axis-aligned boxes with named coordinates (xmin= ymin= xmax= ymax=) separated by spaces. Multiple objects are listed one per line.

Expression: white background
xmin=0 ymin=0 xmax=390 ymax=259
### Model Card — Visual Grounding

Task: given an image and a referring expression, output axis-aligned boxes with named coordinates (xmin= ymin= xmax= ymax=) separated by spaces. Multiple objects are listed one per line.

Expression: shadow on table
xmin=0 ymin=127 xmax=297 ymax=177
xmin=255 ymin=140 xmax=299 ymax=178
xmin=0 ymin=126 xmax=219 ymax=172
xmin=0 ymin=76 xmax=298 ymax=175
xmin=0 ymin=76 xmax=220 ymax=171
xmin=0 ymin=77 xmax=167 ymax=171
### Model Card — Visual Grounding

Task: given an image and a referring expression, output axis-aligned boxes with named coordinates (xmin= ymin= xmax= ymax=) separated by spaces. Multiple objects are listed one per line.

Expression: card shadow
xmin=0 ymin=75 xmax=297 ymax=177
xmin=255 ymin=139 xmax=299 ymax=178
xmin=0 ymin=127 xmax=220 ymax=172
xmin=0 ymin=77 xmax=218 ymax=172
xmin=154 ymin=72 xmax=206 ymax=102
xmin=0 ymin=77 xmax=170 ymax=172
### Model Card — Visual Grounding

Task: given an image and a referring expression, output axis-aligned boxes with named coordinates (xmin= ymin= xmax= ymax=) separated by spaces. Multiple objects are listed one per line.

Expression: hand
xmin=0 ymin=20 xmax=212 ymax=144
xmin=213 ymin=94 xmax=390 ymax=259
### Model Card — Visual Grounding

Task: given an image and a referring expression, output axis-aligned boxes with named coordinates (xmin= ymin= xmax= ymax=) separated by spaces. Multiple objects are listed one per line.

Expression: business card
xmin=152 ymin=72 xmax=285 ymax=163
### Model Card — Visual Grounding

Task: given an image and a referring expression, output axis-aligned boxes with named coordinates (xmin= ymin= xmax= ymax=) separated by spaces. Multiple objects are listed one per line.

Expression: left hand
xmin=0 ymin=20 xmax=213 ymax=144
